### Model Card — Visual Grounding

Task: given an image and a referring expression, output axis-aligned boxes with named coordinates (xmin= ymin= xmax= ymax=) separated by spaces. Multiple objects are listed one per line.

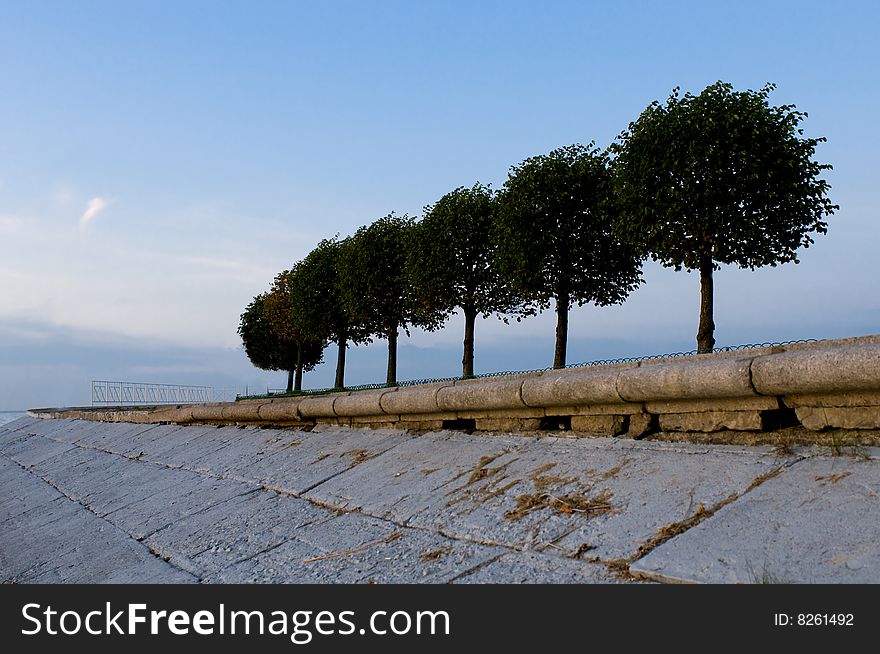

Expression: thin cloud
xmin=0 ymin=215 xmax=23 ymax=233
xmin=78 ymin=197 xmax=111 ymax=228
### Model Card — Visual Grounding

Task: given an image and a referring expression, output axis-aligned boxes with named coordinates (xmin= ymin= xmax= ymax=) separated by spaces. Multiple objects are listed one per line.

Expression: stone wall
xmin=31 ymin=335 xmax=880 ymax=438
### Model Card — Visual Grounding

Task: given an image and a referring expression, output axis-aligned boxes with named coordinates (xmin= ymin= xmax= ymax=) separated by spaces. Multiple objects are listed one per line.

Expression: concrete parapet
xmin=436 ymin=378 xmax=525 ymax=412
xmin=395 ymin=411 xmax=459 ymax=422
xmin=221 ymin=400 xmax=266 ymax=422
xmin=256 ymin=398 xmax=305 ymax=422
xmin=314 ymin=417 xmax=351 ymax=426
xmin=29 ymin=334 xmax=880 ymax=437
xmin=457 ymin=407 xmax=543 ymax=420
xmin=660 ymin=411 xmax=764 ymax=433
xmin=645 ymin=396 xmax=780 ymax=414
xmin=752 ymin=343 xmax=880 ymax=396
xmin=333 ymin=389 xmax=396 ymax=417
xmin=550 ymin=403 xmax=644 ymax=416
xmin=783 ymin=391 xmax=880 ymax=408
xmin=618 ymin=358 xmax=756 ymax=402
xmin=777 ymin=333 xmax=880 ymax=352
xmin=149 ymin=406 xmax=195 ymax=423
xmin=297 ymin=394 xmax=343 ymax=418
xmin=379 ymin=383 xmax=451 ymax=415
xmin=190 ymin=403 xmax=227 ymax=421
xmin=350 ymin=413 xmax=402 ymax=425
xmin=796 ymin=406 xmax=880 ymax=430
xmin=570 ymin=414 xmax=628 ymax=436
xmin=521 ymin=367 xmax=628 ymax=408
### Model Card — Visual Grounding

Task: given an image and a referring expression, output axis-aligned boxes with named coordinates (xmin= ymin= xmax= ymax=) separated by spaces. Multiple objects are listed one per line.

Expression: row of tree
xmin=239 ymin=81 xmax=837 ymax=392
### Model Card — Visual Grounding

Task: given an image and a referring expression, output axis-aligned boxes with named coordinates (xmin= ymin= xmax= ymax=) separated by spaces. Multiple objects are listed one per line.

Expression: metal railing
xmin=91 ymin=381 xmax=219 ymax=406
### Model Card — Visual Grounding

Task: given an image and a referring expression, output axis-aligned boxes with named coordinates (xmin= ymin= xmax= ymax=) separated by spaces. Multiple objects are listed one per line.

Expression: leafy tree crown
xmin=611 ymin=81 xmax=837 ymax=271
xmin=410 ymin=183 xmax=518 ymax=321
xmin=495 ymin=142 xmax=643 ymax=309
xmin=339 ymin=213 xmax=430 ymax=337
xmin=238 ymin=293 xmax=314 ymax=372
xmin=295 ymin=237 xmax=372 ymax=345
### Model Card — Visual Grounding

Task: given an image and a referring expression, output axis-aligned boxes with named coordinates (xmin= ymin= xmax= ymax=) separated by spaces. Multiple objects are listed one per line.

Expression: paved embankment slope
xmin=2 ymin=416 xmax=879 ymax=583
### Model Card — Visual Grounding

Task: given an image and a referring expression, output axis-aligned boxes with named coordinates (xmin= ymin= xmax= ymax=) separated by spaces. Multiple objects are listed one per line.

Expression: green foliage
xmin=294 ymin=237 xmax=373 ymax=347
xmin=237 ymin=293 xmax=297 ymax=372
xmin=611 ymin=81 xmax=837 ymax=272
xmin=495 ymin=143 xmax=644 ymax=312
xmin=410 ymin=183 xmax=518 ymax=321
xmin=339 ymin=213 xmax=427 ymax=337
xmin=263 ymin=266 xmax=325 ymax=373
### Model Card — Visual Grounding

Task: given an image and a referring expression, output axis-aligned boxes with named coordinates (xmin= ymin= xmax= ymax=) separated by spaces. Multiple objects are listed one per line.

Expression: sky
xmin=1 ymin=0 xmax=878 ymax=410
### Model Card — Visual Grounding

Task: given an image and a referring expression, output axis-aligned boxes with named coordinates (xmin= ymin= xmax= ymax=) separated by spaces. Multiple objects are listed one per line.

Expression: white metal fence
xmin=90 ymin=381 xmax=237 ymax=405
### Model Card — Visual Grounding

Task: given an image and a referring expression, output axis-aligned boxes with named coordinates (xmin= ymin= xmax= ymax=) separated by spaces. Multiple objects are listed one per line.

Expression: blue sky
xmin=1 ymin=1 xmax=878 ymax=409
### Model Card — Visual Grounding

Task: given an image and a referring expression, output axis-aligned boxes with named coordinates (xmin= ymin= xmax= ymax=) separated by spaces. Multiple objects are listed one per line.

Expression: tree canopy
xmin=409 ymin=183 xmax=519 ymax=376
xmin=294 ymin=237 xmax=372 ymax=388
xmin=238 ymin=293 xmax=288 ymax=373
xmin=263 ymin=267 xmax=325 ymax=391
xmin=612 ymin=81 xmax=837 ymax=352
xmin=339 ymin=213 xmax=429 ymax=384
xmin=238 ymin=292 xmax=322 ymax=392
xmin=496 ymin=143 xmax=643 ymax=368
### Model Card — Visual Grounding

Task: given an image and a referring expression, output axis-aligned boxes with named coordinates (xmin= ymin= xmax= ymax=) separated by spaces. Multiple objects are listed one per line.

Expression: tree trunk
xmin=286 ymin=368 xmax=294 ymax=393
xmin=697 ymin=254 xmax=716 ymax=354
xmin=334 ymin=337 xmax=347 ymax=389
xmin=386 ymin=327 xmax=398 ymax=386
xmin=554 ymin=290 xmax=569 ymax=369
xmin=462 ymin=306 xmax=477 ymax=378
xmin=294 ymin=342 xmax=303 ymax=392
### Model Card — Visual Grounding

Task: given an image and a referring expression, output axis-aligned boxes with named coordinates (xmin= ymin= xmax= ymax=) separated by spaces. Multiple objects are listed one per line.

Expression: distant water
xmin=0 ymin=411 xmax=27 ymax=427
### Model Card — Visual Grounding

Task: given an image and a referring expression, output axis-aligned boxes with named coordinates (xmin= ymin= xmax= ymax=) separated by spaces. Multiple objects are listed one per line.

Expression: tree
xmin=409 ymin=183 xmax=519 ymax=377
xmin=294 ymin=237 xmax=372 ymax=388
xmin=612 ymin=82 xmax=837 ymax=353
xmin=263 ymin=267 xmax=325 ymax=392
xmin=339 ymin=213 xmax=429 ymax=385
xmin=238 ymin=293 xmax=322 ymax=392
xmin=495 ymin=143 xmax=643 ymax=368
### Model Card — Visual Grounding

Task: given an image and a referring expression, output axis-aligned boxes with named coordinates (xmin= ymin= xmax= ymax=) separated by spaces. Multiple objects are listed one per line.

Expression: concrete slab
xmin=77 ymin=422 xmax=181 ymax=455
xmin=191 ymin=426 xmax=413 ymax=494
xmin=112 ymin=424 xmax=227 ymax=462
xmin=132 ymin=425 xmax=260 ymax=470
xmin=213 ymin=514 xmax=507 ymax=584
xmin=8 ymin=418 xmax=880 ymax=584
xmin=2 ymin=434 xmax=76 ymax=468
xmin=0 ymin=455 xmax=69 ymax=523
xmin=160 ymin=426 xmax=303 ymax=477
xmin=25 ymin=447 xmax=126 ymax=503
xmin=101 ymin=473 xmax=261 ymax=541
xmin=144 ymin=490 xmax=329 ymax=578
xmin=303 ymin=430 xmax=532 ymax=522
xmin=0 ymin=416 xmax=52 ymax=441
xmin=305 ymin=431 xmax=789 ymax=559
xmin=0 ymin=416 xmax=39 ymax=434
xmin=630 ymin=451 xmax=880 ymax=583
xmin=454 ymin=551 xmax=622 ymax=584
xmin=35 ymin=418 xmax=113 ymax=444
xmin=0 ymin=452 xmax=196 ymax=584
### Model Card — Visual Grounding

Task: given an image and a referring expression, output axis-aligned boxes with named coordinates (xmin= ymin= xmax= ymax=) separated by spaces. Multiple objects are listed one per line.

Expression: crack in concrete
xmin=139 ymin=487 xmax=264 ymax=541
xmin=230 ymin=537 xmax=295 ymax=566
xmin=296 ymin=439 xmax=413 ymax=495
xmin=599 ymin=455 xmax=812 ymax=580
xmin=0 ymin=450 xmax=200 ymax=583
xmin=445 ymin=553 xmax=506 ymax=583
